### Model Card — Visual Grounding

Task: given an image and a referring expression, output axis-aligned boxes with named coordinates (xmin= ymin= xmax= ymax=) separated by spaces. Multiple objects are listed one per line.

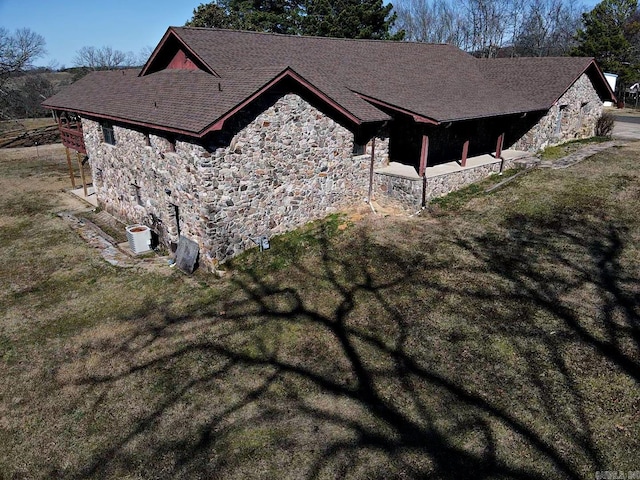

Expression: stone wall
xmin=425 ymin=158 xmax=516 ymax=199
xmin=201 ymin=94 xmax=376 ymax=264
xmin=83 ymin=119 xmax=209 ymax=250
xmin=84 ymin=93 xmax=383 ymax=268
xmin=512 ymin=73 xmax=603 ymax=152
xmin=374 ymin=158 xmax=518 ymax=211
xmin=374 ymin=174 xmax=423 ymax=211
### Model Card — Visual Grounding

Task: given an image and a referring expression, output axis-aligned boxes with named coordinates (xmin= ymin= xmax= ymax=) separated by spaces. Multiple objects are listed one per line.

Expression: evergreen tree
xmin=302 ymin=0 xmax=404 ymax=39
xmin=186 ymin=2 xmax=240 ymax=29
xmin=186 ymin=0 xmax=303 ymax=33
xmin=185 ymin=0 xmax=403 ymax=39
xmin=572 ymin=0 xmax=640 ymax=83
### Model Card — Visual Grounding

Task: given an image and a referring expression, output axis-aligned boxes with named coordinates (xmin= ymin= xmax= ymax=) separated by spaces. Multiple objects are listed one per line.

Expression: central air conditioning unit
xmin=126 ymin=225 xmax=152 ymax=254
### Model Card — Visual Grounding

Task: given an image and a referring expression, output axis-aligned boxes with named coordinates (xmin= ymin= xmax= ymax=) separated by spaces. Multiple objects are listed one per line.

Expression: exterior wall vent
xmin=126 ymin=225 xmax=152 ymax=254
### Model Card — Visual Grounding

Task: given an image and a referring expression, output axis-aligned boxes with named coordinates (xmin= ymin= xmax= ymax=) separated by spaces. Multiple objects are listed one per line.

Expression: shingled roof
xmin=477 ymin=57 xmax=614 ymax=110
xmin=43 ymin=27 xmax=615 ymax=137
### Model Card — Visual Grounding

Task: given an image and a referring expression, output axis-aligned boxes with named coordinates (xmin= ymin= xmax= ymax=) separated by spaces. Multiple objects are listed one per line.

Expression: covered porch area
xmin=373 ymin=149 xmax=532 ymax=210
xmin=368 ymin=107 xmax=540 ymax=210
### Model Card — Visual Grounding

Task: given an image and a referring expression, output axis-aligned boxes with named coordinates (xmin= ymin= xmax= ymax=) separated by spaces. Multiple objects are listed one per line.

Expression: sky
xmin=0 ymin=0 xmax=198 ymax=68
xmin=1 ymin=0 xmax=602 ymax=69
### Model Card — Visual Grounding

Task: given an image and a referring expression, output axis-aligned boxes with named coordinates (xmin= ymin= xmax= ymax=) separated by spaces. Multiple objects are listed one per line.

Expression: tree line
xmin=395 ymin=0 xmax=583 ymax=57
xmin=2 ymin=0 xmax=640 ymax=120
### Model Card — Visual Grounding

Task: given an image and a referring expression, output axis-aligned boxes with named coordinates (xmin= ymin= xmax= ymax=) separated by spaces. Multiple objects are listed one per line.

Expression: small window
xmin=352 ymin=142 xmax=366 ymax=156
xmin=132 ymin=183 xmax=143 ymax=206
xmin=101 ymin=122 xmax=116 ymax=145
xmin=144 ymin=132 xmax=151 ymax=147
xmin=167 ymin=137 xmax=176 ymax=153
xmin=555 ymin=105 xmax=567 ymax=136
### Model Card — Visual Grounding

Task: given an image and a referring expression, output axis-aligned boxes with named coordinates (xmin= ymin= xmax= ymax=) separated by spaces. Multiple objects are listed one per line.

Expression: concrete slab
xmin=424 ymin=149 xmax=528 ymax=178
xmin=375 ymin=162 xmax=421 ymax=179
xmin=501 ymin=149 xmax=530 ymax=161
xmin=70 ymin=185 xmax=98 ymax=207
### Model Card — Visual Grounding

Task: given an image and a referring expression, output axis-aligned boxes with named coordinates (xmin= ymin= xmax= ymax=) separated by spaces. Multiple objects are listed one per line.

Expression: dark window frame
xmin=101 ymin=122 xmax=116 ymax=145
xmin=352 ymin=142 xmax=366 ymax=156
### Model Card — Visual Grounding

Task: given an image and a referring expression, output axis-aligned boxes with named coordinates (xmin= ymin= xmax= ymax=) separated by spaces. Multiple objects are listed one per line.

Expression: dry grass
xmin=539 ymin=137 xmax=611 ymax=160
xmin=1 ymin=142 xmax=639 ymax=479
xmin=0 ymin=118 xmax=57 ymax=138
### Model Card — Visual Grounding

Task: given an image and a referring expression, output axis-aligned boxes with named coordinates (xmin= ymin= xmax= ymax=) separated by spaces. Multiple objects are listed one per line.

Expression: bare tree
xmin=394 ymin=0 xmax=583 ymax=57
xmin=137 ymin=45 xmax=155 ymax=66
xmin=72 ymin=45 xmax=136 ymax=70
xmin=0 ymin=27 xmax=46 ymax=85
xmin=512 ymin=0 xmax=583 ymax=56
xmin=0 ymin=27 xmax=47 ymax=120
xmin=394 ymin=0 xmax=471 ymax=46
xmin=463 ymin=0 xmax=512 ymax=56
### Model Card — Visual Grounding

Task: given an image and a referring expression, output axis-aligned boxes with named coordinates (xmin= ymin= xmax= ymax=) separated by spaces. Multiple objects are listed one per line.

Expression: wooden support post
xmin=419 ymin=134 xmax=429 ymax=177
xmin=65 ymin=147 xmax=76 ymax=188
xmin=76 ymin=151 xmax=87 ymax=197
xmin=495 ymin=133 xmax=504 ymax=160
xmin=368 ymin=137 xmax=376 ymax=203
xmin=461 ymin=140 xmax=469 ymax=167
xmin=496 ymin=132 xmax=505 ymax=173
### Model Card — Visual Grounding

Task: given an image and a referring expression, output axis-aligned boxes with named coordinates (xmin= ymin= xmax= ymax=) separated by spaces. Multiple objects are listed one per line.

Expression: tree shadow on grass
xmin=52 ymin=206 xmax=639 ymax=479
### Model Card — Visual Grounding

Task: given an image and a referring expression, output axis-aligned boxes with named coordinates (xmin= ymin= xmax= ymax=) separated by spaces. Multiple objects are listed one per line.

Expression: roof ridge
xmin=172 ymin=26 xmax=449 ymax=46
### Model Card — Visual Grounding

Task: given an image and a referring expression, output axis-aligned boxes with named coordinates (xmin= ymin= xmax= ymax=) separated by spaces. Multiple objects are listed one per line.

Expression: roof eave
xmin=352 ymin=92 xmax=439 ymax=125
xmin=44 ymin=104 xmax=202 ymax=137
xmin=201 ymin=67 xmax=385 ymax=135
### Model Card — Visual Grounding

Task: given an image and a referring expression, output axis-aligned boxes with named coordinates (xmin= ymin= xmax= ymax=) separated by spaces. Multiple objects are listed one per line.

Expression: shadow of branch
xmin=54 ymin=210 xmax=639 ymax=479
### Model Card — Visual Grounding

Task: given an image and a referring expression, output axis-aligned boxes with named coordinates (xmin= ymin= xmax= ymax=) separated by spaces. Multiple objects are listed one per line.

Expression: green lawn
xmin=1 ymin=142 xmax=638 ymax=479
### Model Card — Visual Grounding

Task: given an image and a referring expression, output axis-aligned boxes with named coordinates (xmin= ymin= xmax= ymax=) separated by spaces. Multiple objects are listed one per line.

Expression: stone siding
xmin=83 ymin=120 xmax=207 ymax=249
xmin=84 ymin=94 xmax=381 ymax=268
xmin=201 ymin=94 xmax=374 ymax=264
xmin=425 ymin=158 xmax=516 ymax=199
xmin=512 ymin=73 xmax=603 ymax=152
xmin=374 ymin=174 xmax=423 ymax=211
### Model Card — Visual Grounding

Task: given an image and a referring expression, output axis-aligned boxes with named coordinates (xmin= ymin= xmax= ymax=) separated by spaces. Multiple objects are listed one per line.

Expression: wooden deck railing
xmin=60 ymin=126 xmax=86 ymax=154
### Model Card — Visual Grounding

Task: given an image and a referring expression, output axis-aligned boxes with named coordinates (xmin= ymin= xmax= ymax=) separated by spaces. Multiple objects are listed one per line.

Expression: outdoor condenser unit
xmin=126 ymin=225 xmax=152 ymax=254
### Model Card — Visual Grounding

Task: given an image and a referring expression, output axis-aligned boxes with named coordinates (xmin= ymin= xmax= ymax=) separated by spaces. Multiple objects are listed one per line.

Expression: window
xmin=101 ymin=122 xmax=116 ymax=145
xmin=132 ymin=183 xmax=143 ymax=206
xmin=579 ymin=102 xmax=590 ymax=127
xmin=167 ymin=137 xmax=176 ymax=153
xmin=352 ymin=142 xmax=366 ymax=156
xmin=144 ymin=132 xmax=151 ymax=147
xmin=555 ymin=105 xmax=567 ymax=136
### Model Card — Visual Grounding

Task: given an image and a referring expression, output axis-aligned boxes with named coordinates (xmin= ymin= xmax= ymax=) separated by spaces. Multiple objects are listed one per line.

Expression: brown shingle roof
xmin=43 ymin=66 xmax=295 ymax=135
xmin=172 ymin=27 xmax=529 ymax=122
xmin=44 ymin=27 xmax=614 ymax=135
xmin=476 ymin=56 xmax=611 ymax=110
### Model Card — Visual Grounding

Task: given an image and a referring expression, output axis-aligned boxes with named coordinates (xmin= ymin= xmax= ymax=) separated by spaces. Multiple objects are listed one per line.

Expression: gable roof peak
xmin=140 ymin=26 xmax=220 ymax=77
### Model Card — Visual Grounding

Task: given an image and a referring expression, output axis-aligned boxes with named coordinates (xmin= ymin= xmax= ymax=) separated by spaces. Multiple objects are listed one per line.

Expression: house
xmin=604 ymin=73 xmax=618 ymax=106
xmin=43 ymin=27 xmax=615 ymax=268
